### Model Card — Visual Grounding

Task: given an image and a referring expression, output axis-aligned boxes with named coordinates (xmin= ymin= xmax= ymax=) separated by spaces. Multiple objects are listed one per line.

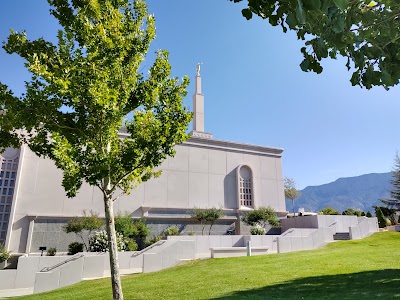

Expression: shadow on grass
xmin=211 ymin=269 xmax=400 ymax=300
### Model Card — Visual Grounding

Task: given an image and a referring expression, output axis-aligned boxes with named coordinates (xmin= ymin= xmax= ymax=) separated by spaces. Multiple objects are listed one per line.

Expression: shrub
xmin=0 ymin=244 xmax=10 ymax=263
xmin=375 ymin=207 xmax=387 ymax=228
xmin=47 ymin=247 xmax=57 ymax=256
xmin=164 ymin=226 xmax=179 ymax=236
xmin=68 ymin=242 xmax=84 ymax=255
xmin=241 ymin=206 xmax=279 ymax=227
xmin=250 ymin=224 xmax=266 ymax=235
xmin=114 ymin=212 xmax=138 ymax=238
xmin=64 ymin=210 xmax=103 ymax=251
xmin=145 ymin=235 xmax=162 ymax=248
xmin=191 ymin=207 xmax=223 ymax=235
xmin=366 ymin=211 xmax=372 ymax=217
xmin=89 ymin=230 xmax=126 ymax=252
xmin=188 ymin=230 xmax=195 ymax=236
xmin=386 ymin=218 xmax=392 ymax=226
xmin=124 ymin=238 xmax=138 ymax=251
xmin=318 ymin=207 xmax=340 ymax=215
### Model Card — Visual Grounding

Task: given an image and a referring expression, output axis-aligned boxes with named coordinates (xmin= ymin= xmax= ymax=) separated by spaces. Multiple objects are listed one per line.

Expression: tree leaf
xmin=242 ymin=8 xmax=253 ymax=20
xmin=333 ymin=0 xmax=349 ymax=11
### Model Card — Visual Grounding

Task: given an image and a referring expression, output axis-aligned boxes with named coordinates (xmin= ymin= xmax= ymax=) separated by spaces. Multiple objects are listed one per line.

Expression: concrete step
xmin=0 ymin=287 xmax=33 ymax=298
xmin=333 ymin=232 xmax=350 ymax=240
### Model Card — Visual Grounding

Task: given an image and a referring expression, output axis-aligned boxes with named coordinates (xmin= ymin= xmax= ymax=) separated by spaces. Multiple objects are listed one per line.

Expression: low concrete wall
xmin=0 ymin=270 xmax=17 ymax=290
xmin=281 ymin=215 xmax=359 ymax=233
xmin=387 ymin=225 xmax=400 ymax=232
xmin=167 ymin=235 xmax=245 ymax=258
xmin=349 ymin=217 xmax=378 ymax=240
xmin=210 ymin=247 xmax=268 ymax=258
xmin=277 ymin=227 xmax=334 ymax=253
xmin=143 ymin=240 xmax=196 ymax=273
xmin=243 ymin=235 xmax=279 ymax=253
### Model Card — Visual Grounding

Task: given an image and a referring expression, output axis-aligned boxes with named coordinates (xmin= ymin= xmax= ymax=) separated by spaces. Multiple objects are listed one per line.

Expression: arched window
xmin=236 ymin=165 xmax=254 ymax=209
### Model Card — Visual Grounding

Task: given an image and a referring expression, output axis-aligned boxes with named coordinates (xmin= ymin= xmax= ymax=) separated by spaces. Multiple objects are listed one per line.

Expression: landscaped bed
xmin=14 ymin=232 xmax=400 ymax=300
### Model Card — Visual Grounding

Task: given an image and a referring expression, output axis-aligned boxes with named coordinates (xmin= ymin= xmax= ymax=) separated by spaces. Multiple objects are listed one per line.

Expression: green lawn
xmin=15 ymin=232 xmax=400 ymax=300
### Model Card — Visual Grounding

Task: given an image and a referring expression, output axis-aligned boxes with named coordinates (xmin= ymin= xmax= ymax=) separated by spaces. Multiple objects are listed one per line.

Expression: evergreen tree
xmin=380 ymin=153 xmax=400 ymax=211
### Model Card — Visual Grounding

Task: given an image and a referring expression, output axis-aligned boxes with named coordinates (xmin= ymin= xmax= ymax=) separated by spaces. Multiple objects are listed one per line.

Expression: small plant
xmin=145 ymin=235 xmax=162 ymax=248
xmin=0 ymin=244 xmax=10 ymax=263
xmin=68 ymin=242 xmax=84 ymax=255
xmin=89 ymin=230 xmax=126 ymax=252
xmin=164 ymin=225 xmax=179 ymax=236
xmin=191 ymin=207 xmax=223 ymax=235
xmin=47 ymin=247 xmax=57 ymax=256
xmin=241 ymin=206 xmax=280 ymax=227
xmin=318 ymin=207 xmax=340 ymax=215
xmin=64 ymin=210 xmax=103 ymax=251
xmin=366 ymin=211 xmax=373 ymax=218
xmin=188 ymin=230 xmax=195 ymax=236
xmin=250 ymin=224 xmax=266 ymax=235
xmin=124 ymin=238 xmax=138 ymax=251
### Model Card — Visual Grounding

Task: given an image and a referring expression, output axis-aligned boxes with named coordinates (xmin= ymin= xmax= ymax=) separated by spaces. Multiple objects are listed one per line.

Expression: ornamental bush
xmin=89 ymin=230 xmax=126 ymax=252
xmin=164 ymin=226 xmax=179 ymax=236
xmin=47 ymin=247 xmax=57 ymax=256
xmin=68 ymin=242 xmax=84 ymax=255
xmin=250 ymin=224 xmax=266 ymax=235
xmin=0 ymin=244 xmax=10 ymax=263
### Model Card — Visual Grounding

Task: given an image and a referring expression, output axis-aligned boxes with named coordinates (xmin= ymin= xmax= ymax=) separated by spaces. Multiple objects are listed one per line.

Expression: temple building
xmin=1 ymin=68 xmax=286 ymax=254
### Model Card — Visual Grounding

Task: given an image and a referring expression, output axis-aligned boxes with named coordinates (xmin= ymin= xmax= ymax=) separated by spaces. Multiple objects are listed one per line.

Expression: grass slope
xmin=15 ymin=232 xmax=400 ymax=300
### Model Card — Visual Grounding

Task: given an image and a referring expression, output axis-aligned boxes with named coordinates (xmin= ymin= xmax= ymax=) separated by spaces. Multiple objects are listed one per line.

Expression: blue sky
xmin=1 ymin=0 xmax=400 ymax=189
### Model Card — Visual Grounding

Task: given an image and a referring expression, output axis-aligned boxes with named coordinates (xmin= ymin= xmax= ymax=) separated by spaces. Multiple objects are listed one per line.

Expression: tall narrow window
xmin=236 ymin=165 xmax=254 ymax=209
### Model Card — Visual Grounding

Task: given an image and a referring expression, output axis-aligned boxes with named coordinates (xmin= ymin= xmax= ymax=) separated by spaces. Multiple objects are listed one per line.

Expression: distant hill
xmin=288 ymin=172 xmax=392 ymax=213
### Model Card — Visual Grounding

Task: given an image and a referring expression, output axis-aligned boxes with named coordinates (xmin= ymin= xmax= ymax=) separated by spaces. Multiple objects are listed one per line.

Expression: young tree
xmin=284 ymin=177 xmax=301 ymax=216
xmin=230 ymin=0 xmax=400 ymax=89
xmin=0 ymin=1 xmax=191 ymax=299
xmin=205 ymin=208 xmax=223 ymax=235
xmin=191 ymin=208 xmax=223 ymax=235
xmin=241 ymin=206 xmax=280 ymax=228
xmin=64 ymin=210 xmax=103 ymax=251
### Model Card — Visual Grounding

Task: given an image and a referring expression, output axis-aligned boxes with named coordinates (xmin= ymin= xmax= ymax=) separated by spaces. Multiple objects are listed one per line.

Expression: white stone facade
xmin=2 ymin=71 xmax=286 ymax=254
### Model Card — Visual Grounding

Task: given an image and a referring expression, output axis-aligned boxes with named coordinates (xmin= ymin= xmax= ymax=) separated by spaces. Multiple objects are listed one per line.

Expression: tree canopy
xmin=0 ymin=0 xmax=192 ymax=299
xmin=231 ymin=0 xmax=400 ymax=89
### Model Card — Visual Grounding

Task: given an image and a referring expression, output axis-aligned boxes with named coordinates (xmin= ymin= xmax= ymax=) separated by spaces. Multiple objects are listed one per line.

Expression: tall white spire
xmin=190 ymin=63 xmax=212 ymax=139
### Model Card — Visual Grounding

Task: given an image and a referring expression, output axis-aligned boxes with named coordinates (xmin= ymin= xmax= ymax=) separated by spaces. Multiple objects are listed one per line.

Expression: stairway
xmin=333 ymin=232 xmax=350 ymax=240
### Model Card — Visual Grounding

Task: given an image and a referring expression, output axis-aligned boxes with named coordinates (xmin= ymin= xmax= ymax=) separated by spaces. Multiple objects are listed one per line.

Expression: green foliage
xmin=374 ymin=206 xmax=387 ymax=228
xmin=114 ymin=212 xmax=138 ymax=238
xmin=163 ymin=226 xmax=180 ymax=236
xmin=284 ymin=177 xmax=301 ymax=215
xmin=89 ymin=230 xmax=126 ymax=252
xmin=241 ymin=206 xmax=280 ymax=228
xmin=366 ymin=211 xmax=373 ymax=217
xmin=124 ymin=238 xmax=138 ymax=251
xmin=250 ymin=224 xmax=266 ymax=235
xmin=342 ymin=208 xmax=364 ymax=216
xmin=191 ymin=207 xmax=223 ymax=235
xmin=380 ymin=153 xmax=400 ymax=213
xmin=132 ymin=219 xmax=151 ymax=239
xmin=0 ymin=0 xmax=192 ymax=296
xmin=231 ymin=0 xmax=400 ymax=89
xmin=318 ymin=207 xmax=340 ymax=215
xmin=68 ymin=242 xmax=84 ymax=255
xmin=0 ymin=243 xmax=10 ymax=263
xmin=145 ymin=235 xmax=162 ymax=248
xmin=47 ymin=248 xmax=57 ymax=256
xmin=63 ymin=211 xmax=103 ymax=251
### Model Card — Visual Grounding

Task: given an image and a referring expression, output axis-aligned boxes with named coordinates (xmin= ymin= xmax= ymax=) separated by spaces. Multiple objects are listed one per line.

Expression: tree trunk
xmin=209 ymin=222 xmax=213 ymax=235
xmin=104 ymin=193 xmax=124 ymax=300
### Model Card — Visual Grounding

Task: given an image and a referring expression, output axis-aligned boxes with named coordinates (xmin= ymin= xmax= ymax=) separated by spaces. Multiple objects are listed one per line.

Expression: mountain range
xmin=288 ymin=172 xmax=393 ymax=213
